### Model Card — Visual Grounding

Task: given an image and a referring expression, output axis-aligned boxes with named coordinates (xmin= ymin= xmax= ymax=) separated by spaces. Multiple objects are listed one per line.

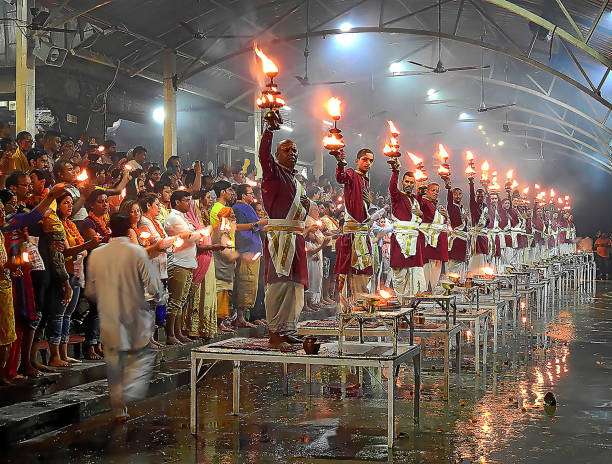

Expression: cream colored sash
xmin=420 ymin=209 xmax=447 ymax=249
xmin=266 ymin=180 xmax=307 ymax=277
xmin=342 ymin=210 xmax=372 ymax=271
xmin=392 ymin=210 xmax=421 ymax=258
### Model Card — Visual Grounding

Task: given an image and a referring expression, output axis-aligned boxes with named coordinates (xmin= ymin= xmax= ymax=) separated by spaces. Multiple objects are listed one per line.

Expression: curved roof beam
xmin=501 ymin=120 xmax=601 ymax=154
xmin=503 ymin=133 xmax=612 ymax=173
xmin=483 ymin=0 xmax=611 ymax=69
xmin=181 ymin=27 xmax=612 ymax=112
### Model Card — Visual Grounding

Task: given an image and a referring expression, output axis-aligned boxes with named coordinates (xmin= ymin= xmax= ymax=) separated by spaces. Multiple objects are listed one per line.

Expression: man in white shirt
xmin=125 ymin=145 xmax=147 ymax=171
xmin=85 ymin=213 xmax=163 ymax=422
xmin=164 ymin=190 xmax=199 ymax=345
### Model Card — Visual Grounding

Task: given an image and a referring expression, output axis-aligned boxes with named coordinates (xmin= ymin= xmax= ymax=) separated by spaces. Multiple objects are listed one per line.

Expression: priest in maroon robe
xmin=333 ymin=149 xmax=375 ymax=298
xmin=388 ymin=160 xmax=426 ymax=300
xmin=468 ymin=178 xmax=490 ymax=272
xmin=445 ymin=182 xmax=468 ymax=276
xmin=416 ymin=182 xmax=449 ymax=290
xmin=259 ymin=128 xmax=309 ymax=345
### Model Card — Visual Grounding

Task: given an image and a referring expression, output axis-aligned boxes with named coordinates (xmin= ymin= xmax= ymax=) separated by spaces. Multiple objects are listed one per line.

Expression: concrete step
xmin=0 ymin=335 xmax=238 ymax=445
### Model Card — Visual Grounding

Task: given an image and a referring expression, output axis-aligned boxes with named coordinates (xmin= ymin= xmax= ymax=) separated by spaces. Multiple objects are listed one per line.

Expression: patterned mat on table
xmin=301 ymin=319 xmax=445 ymax=331
xmin=212 ymin=337 xmax=303 ymax=353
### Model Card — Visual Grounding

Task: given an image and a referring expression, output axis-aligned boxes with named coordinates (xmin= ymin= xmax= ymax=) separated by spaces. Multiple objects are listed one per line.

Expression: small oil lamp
xmin=465 ymin=150 xmax=476 ymax=177
xmin=436 ymin=144 xmax=451 ymax=179
xmin=480 ymin=160 xmax=490 ymax=187
xmin=407 ymin=152 xmax=428 ymax=182
xmin=139 ymin=231 xmax=151 ymax=240
xmin=505 ymin=169 xmax=514 ymax=190
xmin=549 ymin=188 xmax=556 ymax=204
xmin=254 ymin=45 xmax=285 ymax=131
xmin=322 ymin=97 xmax=346 ymax=166
xmin=383 ymin=120 xmax=401 ymax=166
xmin=482 ymin=266 xmax=495 ymax=279
xmin=522 ymin=186 xmax=529 ymax=195
xmin=76 ymin=170 xmax=88 ymax=182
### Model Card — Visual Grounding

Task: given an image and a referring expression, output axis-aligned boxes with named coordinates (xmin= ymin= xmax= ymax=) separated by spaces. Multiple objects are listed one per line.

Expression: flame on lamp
xmin=535 ymin=183 xmax=541 ymax=189
xmin=482 ymin=266 xmax=495 ymax=276
xmin=550 ymin=188 xmax=556 ymax=197
xmin=437 ymin=144 xmax=449 ymax=162
xmin=387 ymin=120 xmax=400 ymax=136
xmin=173 ymin=237 xmax=184 ymax=248
xmin=557 ymin=197 xmax=564 ymax=205
xmin=76 ymin=170 xmax=88 ymax=182
xmin=511 ymin=180 xmax=519 ymax=189
xmin=379 ymin=289 xmax=392 ymax=299
xmin=254 ymin=44 xmax=279 ymax=77
xmin=466 ymin=150 xmax=474 ymax=161
xmin=21 ymin=251 xmax=29 ymax=263
xmin=522 ymin=187 xmax=530 ymax=195
xmin=564 ymin=195 xmax=570 ymax=201
xmin=481 ymin=160 xmax=490 ymax=171
xmin=326 ymin=97 xmax=342 ymax=120
xmin=407 ymin=152 xmax=423 ymax=165
xmin=414 ymin=169 xmax=427 ymax=181
xmin=506 ymin=169 xmax=514 ymax=180
xmin=139 ymin=231 xmax=151 ymax=240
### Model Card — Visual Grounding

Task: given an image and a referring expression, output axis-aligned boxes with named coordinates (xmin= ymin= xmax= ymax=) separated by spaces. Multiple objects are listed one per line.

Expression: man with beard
xmin=417 ymin=182 xmax=449 ymax=290
xmin=388 ymin=159 xmax=426 ymax=301
xmin=487 ymin=190 xmax=505 ymax=268
xmin=445 ymin=181 xmax=469 ymax=277
xmin=259 ymin=127 xmax=309 ymax=346
xmin=210 ymin=180 xmax=236 ymax=226
xmin=334 ymin=149 xmax=375 ymax=299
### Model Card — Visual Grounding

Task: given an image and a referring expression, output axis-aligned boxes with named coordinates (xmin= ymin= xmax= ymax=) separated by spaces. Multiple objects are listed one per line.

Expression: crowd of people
xmin=0 ymin=121 xmax=586 ymax=417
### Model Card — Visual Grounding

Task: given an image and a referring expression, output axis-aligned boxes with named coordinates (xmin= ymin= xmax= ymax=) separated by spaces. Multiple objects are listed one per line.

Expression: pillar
xmin=163 ymin=49 xmax=177 ymax=165
xmin=15 ymin=0 xmax=35 ymax=134
xmin=314 ymin=148 xmax=324 ymax=179
xmin=253 ymin=98 xmax=262 ymax=179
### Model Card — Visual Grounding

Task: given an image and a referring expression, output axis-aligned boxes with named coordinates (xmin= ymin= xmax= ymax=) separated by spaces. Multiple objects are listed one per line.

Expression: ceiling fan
xmin=387 ymin=0 xmax=490 ymax=77
xmin=179 ymin=20 xmax=206 ymax=40
xmin=295 ymin=6 xmax=347 ymax=87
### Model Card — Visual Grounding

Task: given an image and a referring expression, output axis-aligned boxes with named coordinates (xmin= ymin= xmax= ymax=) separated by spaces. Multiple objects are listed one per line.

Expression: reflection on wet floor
xmin=7 ymin=283 xmax=612 ymax=464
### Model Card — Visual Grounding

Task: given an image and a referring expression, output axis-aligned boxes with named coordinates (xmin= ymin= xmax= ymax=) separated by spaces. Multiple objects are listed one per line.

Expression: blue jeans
xmin=60 ymin=276 xmax=81 ymax=344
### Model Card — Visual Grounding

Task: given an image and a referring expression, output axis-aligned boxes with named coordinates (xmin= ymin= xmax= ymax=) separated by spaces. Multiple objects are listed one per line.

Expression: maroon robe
xmin=446 ymin=186 xmax=467 ymax=261
xmin=487 ymin=196 xmax=502 ymax=258
xmin=505 ymin=206 xmax=519 ymax=248
xmin=469 ymin=180 xmax=489 ymax=255
xmin=334 ymin=165 xmax=372 ymax=275
xmin=519 ymin=213 xmax=530 ymax=249
xmin=259 ymin=129 xmax=308 ymax=288
xmin=558 ymin=217 xmax=569 ymax=243
xmin=417 ymin=193 xmax=449 ymax=263
xmin=532 ymin=207 xmax=545 ymax=245
xmin=388 ymin=170 xmax=424 ymax=269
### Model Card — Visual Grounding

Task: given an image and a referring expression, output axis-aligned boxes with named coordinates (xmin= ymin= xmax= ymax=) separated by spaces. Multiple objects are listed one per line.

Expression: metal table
xmin=190 ymin=338 xmax=421 ymax=448
xmin=338 ymin=307 xmax=415 ymax=354
xmin=298 ymin=319 xmax=461 ymax=400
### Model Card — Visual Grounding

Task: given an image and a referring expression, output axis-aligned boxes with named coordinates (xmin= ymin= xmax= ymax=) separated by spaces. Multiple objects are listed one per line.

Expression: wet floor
xmin=6 ymin=283 xmax=612 ymax=464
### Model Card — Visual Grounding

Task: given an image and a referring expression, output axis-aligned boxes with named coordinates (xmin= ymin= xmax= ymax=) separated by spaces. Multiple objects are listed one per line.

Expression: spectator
xmin=594 ymin=232 xmax=610 ymax=279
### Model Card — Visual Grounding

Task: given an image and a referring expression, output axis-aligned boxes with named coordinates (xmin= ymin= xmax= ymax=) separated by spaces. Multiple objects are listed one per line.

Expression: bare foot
xmin=23 ymin=367 xmax=44 ymax=378
xmin=85 ymin=346 xmax=103 ymax=360
xmin=149 ymin=338 xmax=163 ymax=348
xmin=32 ymin=362 xmax=56 ymax=373
xmin=49 ymin=357 xmax=71 ymax=368
xmin=166 ymin=337 xmax=183 ymax=345
xmin=94 ymin=345 xmax=105 ymax=357
xmin=62 ymin=356 xmax=82 ymax=364
xmin=177 ymin=333 xmax=192 ymax=343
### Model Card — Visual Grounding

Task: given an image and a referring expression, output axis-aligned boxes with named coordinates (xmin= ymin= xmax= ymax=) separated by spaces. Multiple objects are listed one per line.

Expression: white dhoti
xmin=468 ymin=253 xmax=487 ymax=274
xmin=105 ymin=347 xmax=157 ymax=418
xmin=307 ymin=250 xmax=323 ymax=303
xmin=423 ymin=260 xmax=442 ymax=291
xmin=265 ymin=281 xmax=304 ymax=334
xmin=392 ymin=267 xmax=426 ymax=303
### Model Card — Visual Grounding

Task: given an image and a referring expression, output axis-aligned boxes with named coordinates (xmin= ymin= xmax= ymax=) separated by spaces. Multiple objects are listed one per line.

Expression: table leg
xmin=409 ymin=311 xmax=414 ymax=345
xmin=392 ymin=319 xmax=398 ymax=355
xmin=483 ymin=319 xmax=488 ymax=373
xmin=305 ymin=363 xmax=312 ymax=396
xmin=474 ymin=318 xmax=480 ymax=374
xmin=282 ymin=363 xmax=289 ymax=396
xmin=413 ymin=354 xmax=421 ymax=425
xmin=359 ymin=321 xmax=364 ymax=344
xmin=443 ymin=334 xmax=449 ymax=401
xmin=232 ymin=360 xmax=240 ymax=415
xmin=387 ymin=361 xmax=395 ymax=448
xmin=455 ymin=331 xmax=462 ymax=384
xmin=493 ymin=305 xmax=498 ymax=353
xmin=190 ymin=353 xmax=197 ymax=434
